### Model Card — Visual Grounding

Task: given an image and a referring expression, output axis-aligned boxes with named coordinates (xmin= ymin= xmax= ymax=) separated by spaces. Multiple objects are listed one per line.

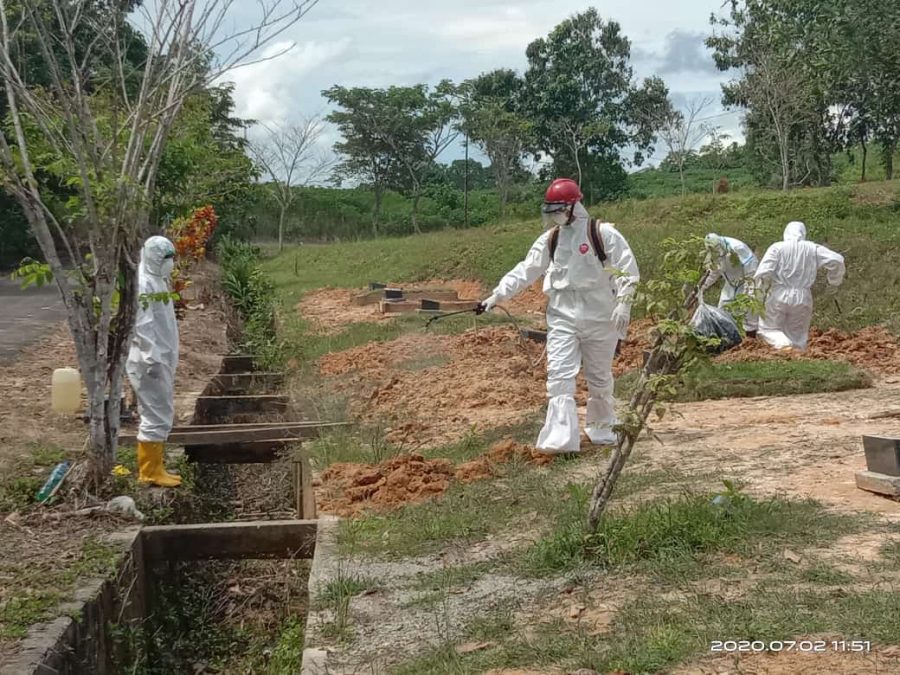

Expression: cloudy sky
xmin=223 ymin=0 xmax=743 ymax=167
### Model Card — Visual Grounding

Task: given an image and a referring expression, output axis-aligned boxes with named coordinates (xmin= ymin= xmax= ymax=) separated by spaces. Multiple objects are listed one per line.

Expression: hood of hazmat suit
xmin=488 ymin=201 xmax=640 ymax=453
xmin=126 ymin=236 xmax=180 ymax=442
xmin=753 ymin=221 xmax=845 ymax=351
xmin=704 ymin=233 xmax=758 ymax=278
xmin=702 ymin=233 xmax=759 ymax=302
xmin=783 ymin=221 xmax=806 ymax=241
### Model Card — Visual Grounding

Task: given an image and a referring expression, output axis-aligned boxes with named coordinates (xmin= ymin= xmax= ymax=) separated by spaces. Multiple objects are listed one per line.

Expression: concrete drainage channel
xmin=4 ymin=354 xmax=341 ymax=674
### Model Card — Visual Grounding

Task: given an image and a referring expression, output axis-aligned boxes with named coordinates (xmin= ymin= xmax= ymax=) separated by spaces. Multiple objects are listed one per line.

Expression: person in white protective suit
xmin=753 ymin=221 xmax=845 ymax=351
xmin=126 ymin=236 xmax=182 ymax=487
xmin=477 ymin=178 xmax=639 ymax=454
xmin=702 ymin=233 xmax=760 ymax=336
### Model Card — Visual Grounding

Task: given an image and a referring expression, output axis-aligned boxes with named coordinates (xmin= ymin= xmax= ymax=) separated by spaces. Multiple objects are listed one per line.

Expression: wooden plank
xmin=221 ymin=355 xmax=257 ymax=374
xmin=208 ymin=372 xmax=285 ymax=395
xmin=380 ymin=300 xmax=419 ymax=314
xmin=119 ymin=422 xmax=345 ymax=446
xmin=168 ymin=421 xmax=338 ymax=433
xmin=855 ymin=470 xmax=900 ymax=497
xmin=294 ymin=451 xmax=317 ymax=519
xmin=141 ymin=520 xmax=317 ymax=561
xmin=186 ymin=441 xmax=295 ymax=464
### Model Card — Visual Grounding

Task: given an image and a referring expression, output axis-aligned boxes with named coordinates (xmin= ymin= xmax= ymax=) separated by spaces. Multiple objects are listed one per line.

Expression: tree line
xmin=5 ymin=1 xmax=900 ymax=267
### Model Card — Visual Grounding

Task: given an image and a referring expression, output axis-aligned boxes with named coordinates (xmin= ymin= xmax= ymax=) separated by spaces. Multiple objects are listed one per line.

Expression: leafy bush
xmin=217 ymin=237 xmax=281 ymax=367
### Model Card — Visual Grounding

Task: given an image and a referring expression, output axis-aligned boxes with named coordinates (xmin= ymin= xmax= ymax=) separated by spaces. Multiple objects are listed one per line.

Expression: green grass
xmin=395 ymin=577 xmax=900 ymax=674
xmin=0 ymin=444 xmax=70 ymax=512
xmin=337 ymin=463 xmax=560 ymax=559
xmin=800 ymin=562 xmax=856 ymax=586
xmin=521 ymin=484 xmax=865 ymax=580
xmin=268 ymin=180 xmax=900 ymax=336
xmin=617 ymin=359 xmax=872 ymax=402
xmin=878 ymin=539 xmax=900 ymax=565
xmin=309 ymin=417 xmax=542 ymax=469
xmin=0 ymin=537 xmax=122 ymax=640
xmin=336 ymin=459 xmax=689 ymax=561
xmin=316 ymin=574 xmax=378 ymax=607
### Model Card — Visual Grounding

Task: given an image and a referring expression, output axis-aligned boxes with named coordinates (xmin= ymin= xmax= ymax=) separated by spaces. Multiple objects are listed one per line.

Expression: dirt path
xmin=637 ymin=380 xmax=900 ymax=518
xmin=0 ymin=278 xmax=66 ymax=364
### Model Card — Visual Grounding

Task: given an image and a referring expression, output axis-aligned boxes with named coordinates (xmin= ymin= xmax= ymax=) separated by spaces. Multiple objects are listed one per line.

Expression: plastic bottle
xmin=51 ymin=368 xmax=82 ymax=413
xmin=36 ymin=461 xmax=71 ymax=503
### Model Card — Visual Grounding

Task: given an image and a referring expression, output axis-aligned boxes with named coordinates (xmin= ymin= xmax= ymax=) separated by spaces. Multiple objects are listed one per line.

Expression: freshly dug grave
xmin=320 ymin=327 xmax=548 ymax=446
xmin=616 ymin=322 xmax=900 ymax=377
xmin=316 ymin=440 xmax=552 ymax=517
xmin=297 ymin=280 xmax=484 ymax=335
xmin=718 ymin=325 xmax=900 ymax=375
xmin=297 ymin=288 xmax=393 ymax=334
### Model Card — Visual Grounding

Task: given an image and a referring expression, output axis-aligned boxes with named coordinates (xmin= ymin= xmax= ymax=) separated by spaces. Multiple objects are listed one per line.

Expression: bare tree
xmin=559 ymin=119 xmax=591 ymax=187
xmin=0 ymin=0 xmax=319 ymax=483
xmin=747 ymin=51 xmax=811 ymax=191
xmin=658 ymin=97 xmax=714 ymax=196
xmin=249 ymin=118 xmax=333 ymax=250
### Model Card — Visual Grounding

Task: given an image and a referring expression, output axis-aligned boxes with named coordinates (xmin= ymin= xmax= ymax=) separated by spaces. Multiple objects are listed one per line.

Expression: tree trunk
xmin=495 ymin=162 xmax=508 ymax=219
xmin=464 ymin=136 xmax=469 ymax=228
xmin=780 ymin=135 xmax=790 ymax=191
xmin=885 ymin=141 xmax=896 ymax=181
xmin=861 ymin=141 xmax=868 ymax=182
xmin=586 ymin=276 xmax=706 ymax=531
xmin=277 ymin=204 xmax=286 ymax=251
xmin=372 ymin=186 xmax=382 ymax=237
xmin=574 ymin=147 xmax=583 ymax=187
xmin=411 ymin=190 xmax=421 ymax=235
xmin=679 ymin=165 xmax=687 ymax=196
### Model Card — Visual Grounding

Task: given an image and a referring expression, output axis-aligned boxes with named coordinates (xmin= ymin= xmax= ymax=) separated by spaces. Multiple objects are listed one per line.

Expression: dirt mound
xmin=373 ymin=328 xmax=546 ymax=445
xmin=717 ymin=325 xmax=900 ymax=375
xmin=298 ymin=280 xmax=485 ymax=335
xmin=319 ymin=326 xmax=547 ymax=446
xmin=297 ymin=288 xmax=386 ymax=334
xmin=505 ymin=280 xmax=546 ymax=316
xmin=317 ymin=453 xmax=455 ymax=516
xmin=319 ymin=333 xmax=446 ymax=379
xmin=432 ymin=279 xmax=483 ymax=300
xmin=317 ymin=440 xmax=552 ymax=516
xmin=616 ymin=321 xmax=900 ymax=377
xmin=455 ymin=439 xmax=554 ymax=482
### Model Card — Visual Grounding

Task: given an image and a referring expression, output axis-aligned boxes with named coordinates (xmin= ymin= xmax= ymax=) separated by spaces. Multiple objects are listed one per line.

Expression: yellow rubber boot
xmin=137 ymin=441 xmax=182 ymax=487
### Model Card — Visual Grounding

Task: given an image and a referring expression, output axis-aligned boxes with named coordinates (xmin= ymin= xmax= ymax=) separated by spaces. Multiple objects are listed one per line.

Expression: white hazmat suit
xmin=754 ymin=221 xmax=845 ymax=351
xmin=485 ymin=203 xmax=639 ymax=453
xmin=126 ymin=236 xmax=182 ymax=487
xmin=702 ymin=233 xmax=759 ymax=332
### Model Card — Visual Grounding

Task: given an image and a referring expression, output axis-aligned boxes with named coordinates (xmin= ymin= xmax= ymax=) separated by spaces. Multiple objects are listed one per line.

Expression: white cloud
xmin=217 ymin=0 xmax=744 ymax=163
xmin=221 ymin=39 xmax=353 ymax=125
xmin=432 ymin=7 xmax=543 ymax=52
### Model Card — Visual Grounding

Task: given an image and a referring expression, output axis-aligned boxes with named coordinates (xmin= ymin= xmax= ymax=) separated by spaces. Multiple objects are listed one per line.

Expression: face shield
xmin=541 ymin=201 xmax=573 ymax=229
xmin=160 ymin=250 xmax=175 ymax=278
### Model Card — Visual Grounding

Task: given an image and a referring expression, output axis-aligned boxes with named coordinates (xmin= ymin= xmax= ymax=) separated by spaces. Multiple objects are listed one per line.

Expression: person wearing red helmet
xmin=477 ymin=178 xmax=640 ymax=452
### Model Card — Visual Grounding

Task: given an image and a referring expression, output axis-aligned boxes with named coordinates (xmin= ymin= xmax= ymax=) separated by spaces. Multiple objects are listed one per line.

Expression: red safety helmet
xmin=543 ymin=178 xmax=583 ymax=209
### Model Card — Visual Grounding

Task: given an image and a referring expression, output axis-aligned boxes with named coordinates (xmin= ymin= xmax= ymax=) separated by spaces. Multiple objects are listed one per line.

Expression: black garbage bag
xmin=690 ymin=300 xmax=742 ymax=354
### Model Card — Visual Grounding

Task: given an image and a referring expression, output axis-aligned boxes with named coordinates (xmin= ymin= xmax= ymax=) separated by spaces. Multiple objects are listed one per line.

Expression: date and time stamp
xmin=711 ymin=640 xmax=871 ymax=654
